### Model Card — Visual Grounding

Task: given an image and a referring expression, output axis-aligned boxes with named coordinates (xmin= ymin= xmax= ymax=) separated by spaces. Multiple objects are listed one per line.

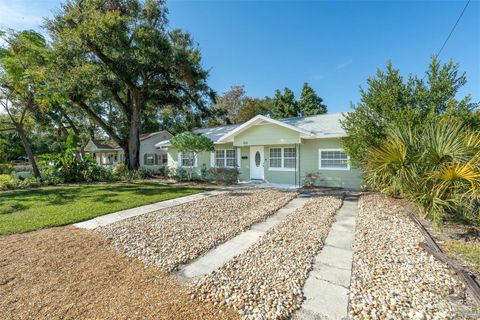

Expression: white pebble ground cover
xmin=99 ymin=189 xmax=296 ymax=271
xmin=191 ymin=194 xmax=343 ymax=320
xmin=350 ymin=194 xmax=478 ymax=320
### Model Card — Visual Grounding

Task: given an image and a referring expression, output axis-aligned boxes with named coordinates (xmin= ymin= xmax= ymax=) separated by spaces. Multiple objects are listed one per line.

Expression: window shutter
xmin=144 ymin=153 xmax=147 ymax=164
xmin=178 ymin=153 xmax=182 ymax=167
xmin=155 ymin=154 xmax=158 ymax=165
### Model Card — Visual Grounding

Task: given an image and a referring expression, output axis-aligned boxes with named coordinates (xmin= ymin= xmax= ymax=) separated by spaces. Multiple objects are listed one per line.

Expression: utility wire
xmin=422 ymin=0 xmax=471 ymax=81
xmin=435 ymin=0 xmax=471 ymax=58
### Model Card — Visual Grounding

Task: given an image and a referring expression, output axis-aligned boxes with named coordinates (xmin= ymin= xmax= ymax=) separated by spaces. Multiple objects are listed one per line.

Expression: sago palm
xmin=363 ymin=119 xmax=480 ymax=228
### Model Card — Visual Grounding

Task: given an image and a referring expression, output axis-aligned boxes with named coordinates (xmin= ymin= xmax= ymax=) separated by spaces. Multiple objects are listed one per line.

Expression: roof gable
xmin=140 ymin=130 xmax=173 ymax=142
xmin=217 ymin=115 xmax=313 ymax=143
xmin=155 ymin=113 xmax=348 ymax=148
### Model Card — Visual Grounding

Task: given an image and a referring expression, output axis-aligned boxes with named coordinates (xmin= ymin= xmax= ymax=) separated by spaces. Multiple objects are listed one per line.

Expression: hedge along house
xmin=84 ymin=131 xmax=173 ymax=168
xmin=159 ymin=113 xmax=362 ymax=189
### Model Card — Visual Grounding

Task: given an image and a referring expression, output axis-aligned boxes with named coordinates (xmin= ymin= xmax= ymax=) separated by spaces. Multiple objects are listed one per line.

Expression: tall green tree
xmin=0 ymin=30 xmax=52 ymax=178
xmin=47 ymin=0 xmax=213 ymax=169
xmin=0 ymin=115 xmax=24 ymax=162
xmin=271 ymin=88 xmax=299 ymax=119
xmin=213 ymin=85 xmax=246 ymax=125
xmin=340 ymin=58 xmax=478 ymax=167
xmin=299 ymin=82 xmax=327 ymax=116
xmin=235 ymin=97 xmax=271 ymax=123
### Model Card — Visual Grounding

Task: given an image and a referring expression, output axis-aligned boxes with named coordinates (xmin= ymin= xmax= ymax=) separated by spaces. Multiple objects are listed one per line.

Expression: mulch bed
xmin=0 ymin=226 xmax=238 ymax=320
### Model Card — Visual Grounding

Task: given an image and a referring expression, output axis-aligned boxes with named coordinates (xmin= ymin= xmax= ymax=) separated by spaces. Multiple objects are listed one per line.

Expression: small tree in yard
xmin=171 ymin=132 xmax=214 ymax=181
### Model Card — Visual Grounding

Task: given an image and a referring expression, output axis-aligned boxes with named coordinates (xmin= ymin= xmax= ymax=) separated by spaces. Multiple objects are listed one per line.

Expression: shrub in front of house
xmin=0 ymin=163 xmax=14 ymax=174
xmin=112 ymin=163 xmax=153 ymax=181
xmin=0 ymin=174 xmax=12 ymax=190
xmin=304 ymin=172 xmax=320 ymax=187
xmin=363 ymin=120 xmax=480 ymax=228
xmin=207 ymin=167 xmax=239 ymax=185
xmin=82 ymin=164 xmax=115 ymax=182
xmin=171 ymin=167 xmax=198 ymax=182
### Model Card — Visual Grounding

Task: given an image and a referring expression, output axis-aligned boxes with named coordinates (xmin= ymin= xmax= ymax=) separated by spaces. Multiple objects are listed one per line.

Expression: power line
xmin=422 ymin=0 xmax=471 ymax=81
xmin=435 ymin=0 xmax=471 ymax=58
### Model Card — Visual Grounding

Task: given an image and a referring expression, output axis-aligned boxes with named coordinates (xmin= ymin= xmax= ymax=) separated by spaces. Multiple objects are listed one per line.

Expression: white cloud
xmin=336 ymin=59 xmax=353 ymax=70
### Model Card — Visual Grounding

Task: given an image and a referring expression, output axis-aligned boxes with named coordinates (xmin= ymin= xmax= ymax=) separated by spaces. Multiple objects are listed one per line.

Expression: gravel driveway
xmin=190 ymin=194 xmax=343 ymax=320
xmin=349 ymin=194 xmax=479 ymax=319
xmin=99 ymin=189 xmax=297 ymax=271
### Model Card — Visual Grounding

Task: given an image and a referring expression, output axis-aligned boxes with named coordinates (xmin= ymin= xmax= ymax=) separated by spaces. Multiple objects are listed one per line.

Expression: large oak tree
xmin=46 ymin=0 xmax=213 ymax=169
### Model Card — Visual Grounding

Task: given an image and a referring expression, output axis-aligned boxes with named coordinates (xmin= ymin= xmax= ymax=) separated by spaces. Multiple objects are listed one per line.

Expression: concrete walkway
xmin=73 ymin=189 xmax=229 ymax=230
xmin=177 ymin=194 xmax=311 ymax=281
xmin=296 ymin=195 xmax=359 ymax=320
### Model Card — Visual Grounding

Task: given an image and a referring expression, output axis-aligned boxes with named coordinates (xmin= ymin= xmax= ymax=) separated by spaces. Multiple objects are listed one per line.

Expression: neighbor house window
xmin=144 ymin=153 xmax=155 ymax=165
xmin=155 ymin=153 xmax=168 ymax=165
xmin=319 ymin=149 xmax=349 ymax=170
xmin=180 ymin=152 xmax=197 ymax=168
xmin=215 ymin=149 xmax=236 ymax=167
xmin=269 ymin=147 xmax=296 ymax=170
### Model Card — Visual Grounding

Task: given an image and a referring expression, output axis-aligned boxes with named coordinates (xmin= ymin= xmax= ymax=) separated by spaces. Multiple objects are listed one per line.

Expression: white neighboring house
xmin=84 ymin=131 xmax=172 ymax=169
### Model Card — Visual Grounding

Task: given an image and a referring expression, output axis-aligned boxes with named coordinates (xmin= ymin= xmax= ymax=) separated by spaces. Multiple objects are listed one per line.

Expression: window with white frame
xmin=215 ymin=149 xmax=236 ymax=167
xmin=180 ymin=152 xmax=197 ymax=168
xmin=144 ymin=153 xmax=155 ymax=165
xmin=155 ymin=153 xmax=168 ymax=165
xmin=269 ymin=147 xmax=296 ymax=170
xmin=319 ymin=149 xmax=349 ymax=170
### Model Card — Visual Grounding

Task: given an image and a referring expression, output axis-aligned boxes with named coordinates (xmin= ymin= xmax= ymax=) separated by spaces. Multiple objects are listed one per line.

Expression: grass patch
xmin=444 ymin=239 xmax=480 ymax=275
xmin=0 ymin=182 xmax=209 ymax=235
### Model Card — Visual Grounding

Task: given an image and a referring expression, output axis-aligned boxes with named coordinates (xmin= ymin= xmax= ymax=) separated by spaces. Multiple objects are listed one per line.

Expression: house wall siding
xmin=233 ymin=124 xmax=301 ymax=146
xmin=139 ymin=134 xmax=171 ymax=169
xmin=166 ymin=125 xmax=362 ymax=189
xmin=166 ymin=138 xmax=362 ymax=189
xmin=299 ymin=138 xmax=362 ymax=189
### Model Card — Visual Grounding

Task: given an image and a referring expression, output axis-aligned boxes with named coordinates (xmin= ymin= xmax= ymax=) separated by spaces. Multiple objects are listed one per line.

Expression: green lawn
xmin=0 ymin=183 xmax=209 ymax=235
xmin=444 ymin=239 xmax=480 ymax=276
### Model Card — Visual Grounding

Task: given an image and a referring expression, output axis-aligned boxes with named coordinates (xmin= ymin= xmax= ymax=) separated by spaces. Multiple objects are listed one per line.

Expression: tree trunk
xmin=126 ymin=106 xmax=141 ymax=170
xmin=16 ymin=124 xmax=41 ymax=179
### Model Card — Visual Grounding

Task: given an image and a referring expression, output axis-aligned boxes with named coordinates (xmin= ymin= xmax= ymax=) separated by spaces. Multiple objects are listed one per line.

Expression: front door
xmin=250 ymin=146 xmax=264 ymax=180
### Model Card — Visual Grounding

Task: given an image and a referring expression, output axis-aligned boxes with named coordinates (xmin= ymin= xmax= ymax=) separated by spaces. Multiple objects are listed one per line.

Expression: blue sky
xmin=1 ymin=0 xmax=478 ymax=113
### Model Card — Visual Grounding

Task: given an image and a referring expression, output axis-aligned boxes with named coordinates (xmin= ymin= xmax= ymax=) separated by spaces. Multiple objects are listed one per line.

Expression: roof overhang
xmin=217 ymin=115 xmax=313 ymax=143
xmin=302 ymin=133 xmax=348 ymax=139
xmin=155 ymin=140 xmax=172 ymax=148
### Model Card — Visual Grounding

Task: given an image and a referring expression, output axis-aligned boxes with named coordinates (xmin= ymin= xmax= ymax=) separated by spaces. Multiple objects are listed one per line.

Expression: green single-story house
xmin=157 ymin=113 xmax=362 ymax=189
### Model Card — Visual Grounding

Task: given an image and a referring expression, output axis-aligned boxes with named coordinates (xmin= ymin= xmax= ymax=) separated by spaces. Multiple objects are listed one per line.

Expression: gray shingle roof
xmin=155 ymin=112 xmax=348 ymax=147
xmin=281 ymin=112 xmax=347 ymax=138
xmin=194 ymin=124 xmax=241 ymax=142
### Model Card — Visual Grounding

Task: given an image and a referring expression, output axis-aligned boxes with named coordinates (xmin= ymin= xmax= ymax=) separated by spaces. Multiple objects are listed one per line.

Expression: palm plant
xmin=363 ymin=119 xmax=480 ymax=228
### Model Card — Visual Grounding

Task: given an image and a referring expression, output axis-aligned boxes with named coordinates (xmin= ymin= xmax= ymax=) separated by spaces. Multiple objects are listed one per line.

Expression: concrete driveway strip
xmin=296 ymin=195 xmax=359 ymax=320
xmin=73 ymin=189 xmax=229 ymax=229
xmin=177 ymin=194 xmax=311 ymax=281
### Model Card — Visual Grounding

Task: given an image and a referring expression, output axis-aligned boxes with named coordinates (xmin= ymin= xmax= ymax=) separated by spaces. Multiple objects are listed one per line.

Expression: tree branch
xmin=85 ymin=39 xmax=138 ymax=93
xmin=70 ymin=95 xmax=124 ymax=146
xmin=0 ymin=127 xmax=16 ymax=132
xmin=109 ymin=88 xmax=132 ymax=120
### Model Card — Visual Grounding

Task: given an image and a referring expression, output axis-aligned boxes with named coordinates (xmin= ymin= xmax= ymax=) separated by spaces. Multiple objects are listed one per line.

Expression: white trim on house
xmin=250 ymin=146 xmax=265 ymax=180
xmin=217 ymin=115 xmax=313 ymax=143
xmin=236 ymin=148 xmax=241 ymax=169
xmin=318 ymin=148 xmax=350 ymax=171
xmin=213 ymin=148 xmax=236 ymax=168
xmin=268 ymin=146 xmax=297 ymax=172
